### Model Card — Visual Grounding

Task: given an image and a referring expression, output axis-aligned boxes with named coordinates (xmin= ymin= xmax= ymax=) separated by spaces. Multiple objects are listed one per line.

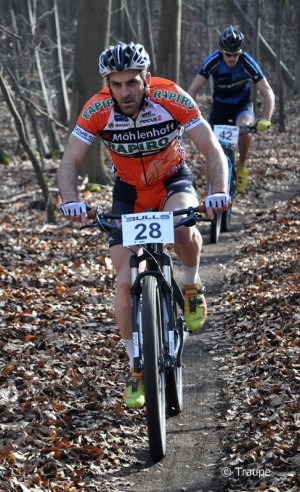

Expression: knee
xmin=115 ymin=277 xmax=131 ymax=311
xmin=175 ymin=226 xmax=202 ymax=247
xmin=175 ymin=225 xmax=188 ymax=244
xmin=116 ymin=272 xmax=131 ymax=291
xmin=192 ymin=227 xmax=203 ymax=249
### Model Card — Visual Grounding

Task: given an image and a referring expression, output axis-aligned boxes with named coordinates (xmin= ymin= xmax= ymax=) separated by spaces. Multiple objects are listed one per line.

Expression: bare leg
xmin=164 ymin=190 xmax=207 ymax=331
xmin=163 ymin=191 xmax=202 ymax=273
xmin=238 ymin=133 xmax=252 ymax=166
xmin=110 ymin=244 xmax=145 ymax=408
xmin=236 ymin=113 xmax=255 ymax=167
xmin=109 ymin=244 xmax=137 ymax=340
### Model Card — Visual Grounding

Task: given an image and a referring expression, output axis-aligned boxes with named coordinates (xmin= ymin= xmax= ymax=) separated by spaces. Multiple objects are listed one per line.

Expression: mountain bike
xmin=209 ymin=123 xmax=257 ymax=244
xmin=81 ymin=205 xmax=209 ymax=461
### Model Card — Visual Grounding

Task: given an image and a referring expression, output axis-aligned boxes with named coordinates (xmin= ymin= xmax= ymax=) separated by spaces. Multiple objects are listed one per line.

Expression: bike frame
xmin=129 ymin=241 xmax=185 ymax=376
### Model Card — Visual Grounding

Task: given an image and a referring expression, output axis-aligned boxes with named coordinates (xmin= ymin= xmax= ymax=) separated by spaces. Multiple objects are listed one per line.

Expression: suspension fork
xmin=130 ymin=254 xmax=143 ymax=372
xmin=161 ymin=253 xmax=176 ymax=365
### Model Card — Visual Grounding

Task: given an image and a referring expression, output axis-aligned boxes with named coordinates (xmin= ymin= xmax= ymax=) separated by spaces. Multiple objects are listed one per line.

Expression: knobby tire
xmin=142 ymin=276 xmax=166 ymax=461
xmin=221 ymin=149 xmax=235 ymax=233
xmin=210 ymin=213 xmax=222 ymax=244
xmin=165 ymin=300 xmax=183 ymax=416
xmin=221 ymin=207 xmax=232 ymax=232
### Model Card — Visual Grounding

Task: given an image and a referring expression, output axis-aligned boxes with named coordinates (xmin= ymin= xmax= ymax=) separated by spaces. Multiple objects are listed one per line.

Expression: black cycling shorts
xmin=108 ymin=163 xmax=198 ymax=248
xmin=209 ymin=101 xmax=254 ymax=125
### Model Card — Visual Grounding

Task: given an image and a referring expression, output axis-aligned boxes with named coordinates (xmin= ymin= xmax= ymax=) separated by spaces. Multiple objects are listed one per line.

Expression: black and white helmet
xmin=99 ymin=41 xmax=150 ymax=77
xmin=219 ymin=26 xmax=245 ymax=52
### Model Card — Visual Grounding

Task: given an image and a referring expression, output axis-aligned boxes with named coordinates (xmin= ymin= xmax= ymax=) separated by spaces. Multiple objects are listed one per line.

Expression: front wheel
xmin=221 ymin=164 xmax=236 ymax=233
xmin=142 ymin=276 xmax=166 ymax=461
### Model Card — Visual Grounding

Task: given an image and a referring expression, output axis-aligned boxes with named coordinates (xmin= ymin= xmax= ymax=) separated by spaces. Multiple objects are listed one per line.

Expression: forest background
xmin=0 ymin=2 xmax=299 ymax=491
xmin=0 ymin=0 xmax=299 ymax=217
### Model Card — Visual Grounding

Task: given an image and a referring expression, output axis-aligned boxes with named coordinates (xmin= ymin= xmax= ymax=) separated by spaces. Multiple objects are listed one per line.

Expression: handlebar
xmin=81 ymin=205 xmax=210 ymax=232
xmin=238 ymin=124 xmax=258 ymax=135
xmin=212 ymin=123 xmax=257 ymax=136
xmin=88 ymin=204 xmax=206 ymax=218
xmin=212 ymin=123 xmax=257 ymax=134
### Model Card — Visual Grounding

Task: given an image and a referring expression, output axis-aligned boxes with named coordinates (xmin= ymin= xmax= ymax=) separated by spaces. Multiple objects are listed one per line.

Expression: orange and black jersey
xmin=73 ymin=77 xmax=202 ymax=187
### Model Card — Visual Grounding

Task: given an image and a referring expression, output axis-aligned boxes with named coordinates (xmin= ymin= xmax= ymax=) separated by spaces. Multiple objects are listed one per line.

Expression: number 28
xmin=135 ymin=222 xmax=162 ymax=241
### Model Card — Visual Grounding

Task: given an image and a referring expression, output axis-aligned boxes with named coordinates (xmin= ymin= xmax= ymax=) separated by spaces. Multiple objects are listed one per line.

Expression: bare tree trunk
xmin=52 ymin=0 xmax=70 ymax=125
xmin=7 ymin=0 xmax=33 ymax=147
xmin=111 ymin=0 xmax=125 ymax=41
xmin=71 ymin=0 xmax=112 ymax=185
xmin=0 ymin=67 xmax=56 ymax=223
xmin=139 ymin=0 xmax=157 ymax=74
xmin=110 ymin=0 xmax=156 ymax=74
xmin=252 ymin=0 xmax=262 ymax=113
xmin=156 ymin=0 xmax=182 ymax=83
xmin=276 ymin=0 xmax=286 ymax=132
xmin=226 ymin=0 xmax=295 ymax=88
xmin=294 ymin=2 xmax=300 ymax=93
xmin=205 ymin=0 xmax=214 ymax=94
xmin=123 ymin=0 xmax=138 ymax=41
xmin=27 ymin=0 xmax=62 ymax=152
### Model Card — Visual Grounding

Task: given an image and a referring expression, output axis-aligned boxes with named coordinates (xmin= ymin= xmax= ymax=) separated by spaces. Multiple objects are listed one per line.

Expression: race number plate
xmin=214 ymin=125 xmax=239 ymax=145
xmin=122 ymin=211 xmax=174 ymax=246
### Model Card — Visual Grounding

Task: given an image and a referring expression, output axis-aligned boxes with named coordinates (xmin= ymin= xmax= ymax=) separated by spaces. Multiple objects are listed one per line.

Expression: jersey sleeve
xmin=198 ymin=51 xmax=221 ymax=78
xmin=72 ymin=88 xmax=113 ymax=145
xmin=150 ymin=77 xmax=202 ymax=131
xmin=241 ymin=52 xmax=265 ymax=84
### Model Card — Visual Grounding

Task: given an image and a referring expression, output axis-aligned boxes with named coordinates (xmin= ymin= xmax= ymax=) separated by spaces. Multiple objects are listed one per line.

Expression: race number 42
xmin=214 ymin=124 xmax=239 ymax=145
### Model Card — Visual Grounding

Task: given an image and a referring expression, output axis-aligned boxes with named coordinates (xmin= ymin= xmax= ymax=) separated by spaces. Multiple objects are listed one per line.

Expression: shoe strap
xmin=184 ymin=284 xmax=206 ymax=297
xmin=130 ymin=371 xmax=144 ymax=380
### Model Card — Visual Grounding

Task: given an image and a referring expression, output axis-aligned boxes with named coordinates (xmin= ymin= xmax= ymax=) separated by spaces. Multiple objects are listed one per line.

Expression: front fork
xmin=130 ymin=254 xmax=143 ymax=373
xmin=130 ymin=252 xmax=177 ymax=373
xmin=161 ymin=253 xmax=175 ymax=363
xmin=162 ymin=254 xmax=187 ymax=369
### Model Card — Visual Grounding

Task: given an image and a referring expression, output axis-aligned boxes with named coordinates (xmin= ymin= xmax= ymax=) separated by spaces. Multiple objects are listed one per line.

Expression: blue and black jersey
xmin=197 ymin=50 xmax=265 ymax=105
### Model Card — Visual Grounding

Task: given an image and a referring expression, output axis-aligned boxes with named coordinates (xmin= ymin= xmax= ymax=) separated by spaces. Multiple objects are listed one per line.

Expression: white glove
xmin=204 ymin=193 xmax=230 ymax=209
xmin=61 ymin=201 xmax=87 ymax=216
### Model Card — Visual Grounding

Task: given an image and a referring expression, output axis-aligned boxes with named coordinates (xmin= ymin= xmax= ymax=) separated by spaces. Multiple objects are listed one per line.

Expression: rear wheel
xmin=221 ymin=207 xmax=232 ymax=232
xmin=210 ymin=213 xmax=222 ymax=243
xmin=165 ymin=303 xmax=184 ymax=416
xmin=164 ymin=264 xmax=184 ymax=416
xmin=142 ymin=276 xmax=166 ymax=461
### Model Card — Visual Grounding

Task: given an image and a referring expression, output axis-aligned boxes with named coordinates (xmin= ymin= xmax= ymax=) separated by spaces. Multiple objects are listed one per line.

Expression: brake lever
xmin=80 ymin=221 xmax=98 ymax=230
xmin=175 ymin=212 xmax=211 ymax=228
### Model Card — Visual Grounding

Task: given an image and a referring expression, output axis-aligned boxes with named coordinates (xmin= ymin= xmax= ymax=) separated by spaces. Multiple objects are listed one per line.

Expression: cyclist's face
xmin=108 ymin=70 xmax=148 ymax=118
xmin=222 ymin=51 xmax=240 ymax=67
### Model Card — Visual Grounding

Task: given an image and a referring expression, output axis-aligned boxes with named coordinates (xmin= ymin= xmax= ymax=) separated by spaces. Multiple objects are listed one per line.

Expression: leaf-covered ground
xmin=207 ymin=93 xmax=300 ymax=490
xmin=215 ymin=196 xmax=300 ymax=491
xmin=0 ymin=187 xmax=149 ymax=491
xmin=0 ymin=93 xmax=299 ymax=491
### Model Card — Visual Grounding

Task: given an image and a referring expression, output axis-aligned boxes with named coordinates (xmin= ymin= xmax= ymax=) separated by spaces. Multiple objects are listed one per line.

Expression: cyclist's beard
xmin=112 ymin=92 xmax=147 ymax=118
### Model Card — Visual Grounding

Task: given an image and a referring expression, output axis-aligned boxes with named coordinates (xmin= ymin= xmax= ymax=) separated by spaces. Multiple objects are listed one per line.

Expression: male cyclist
xmin=188 ymin=26 xmax=275 ymax=193
xmin=58 ymin=42 xmax=229 ymax=409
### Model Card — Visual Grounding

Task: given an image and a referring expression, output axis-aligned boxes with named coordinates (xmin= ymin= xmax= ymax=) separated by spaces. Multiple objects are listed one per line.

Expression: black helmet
xmin=219 ymin=26 xmax=245 ymax=52
xmin=99 ymin=41 xmax=150 ymax=77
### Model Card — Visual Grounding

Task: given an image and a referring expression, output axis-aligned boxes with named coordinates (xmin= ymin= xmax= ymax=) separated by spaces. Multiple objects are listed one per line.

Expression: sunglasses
xmin=223 ymin=51 xmax=241 ymax=58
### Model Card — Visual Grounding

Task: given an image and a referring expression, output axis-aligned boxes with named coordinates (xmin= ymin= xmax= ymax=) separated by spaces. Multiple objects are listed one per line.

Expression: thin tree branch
xmin=0 ymin=24 xmax=22 ymax=39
